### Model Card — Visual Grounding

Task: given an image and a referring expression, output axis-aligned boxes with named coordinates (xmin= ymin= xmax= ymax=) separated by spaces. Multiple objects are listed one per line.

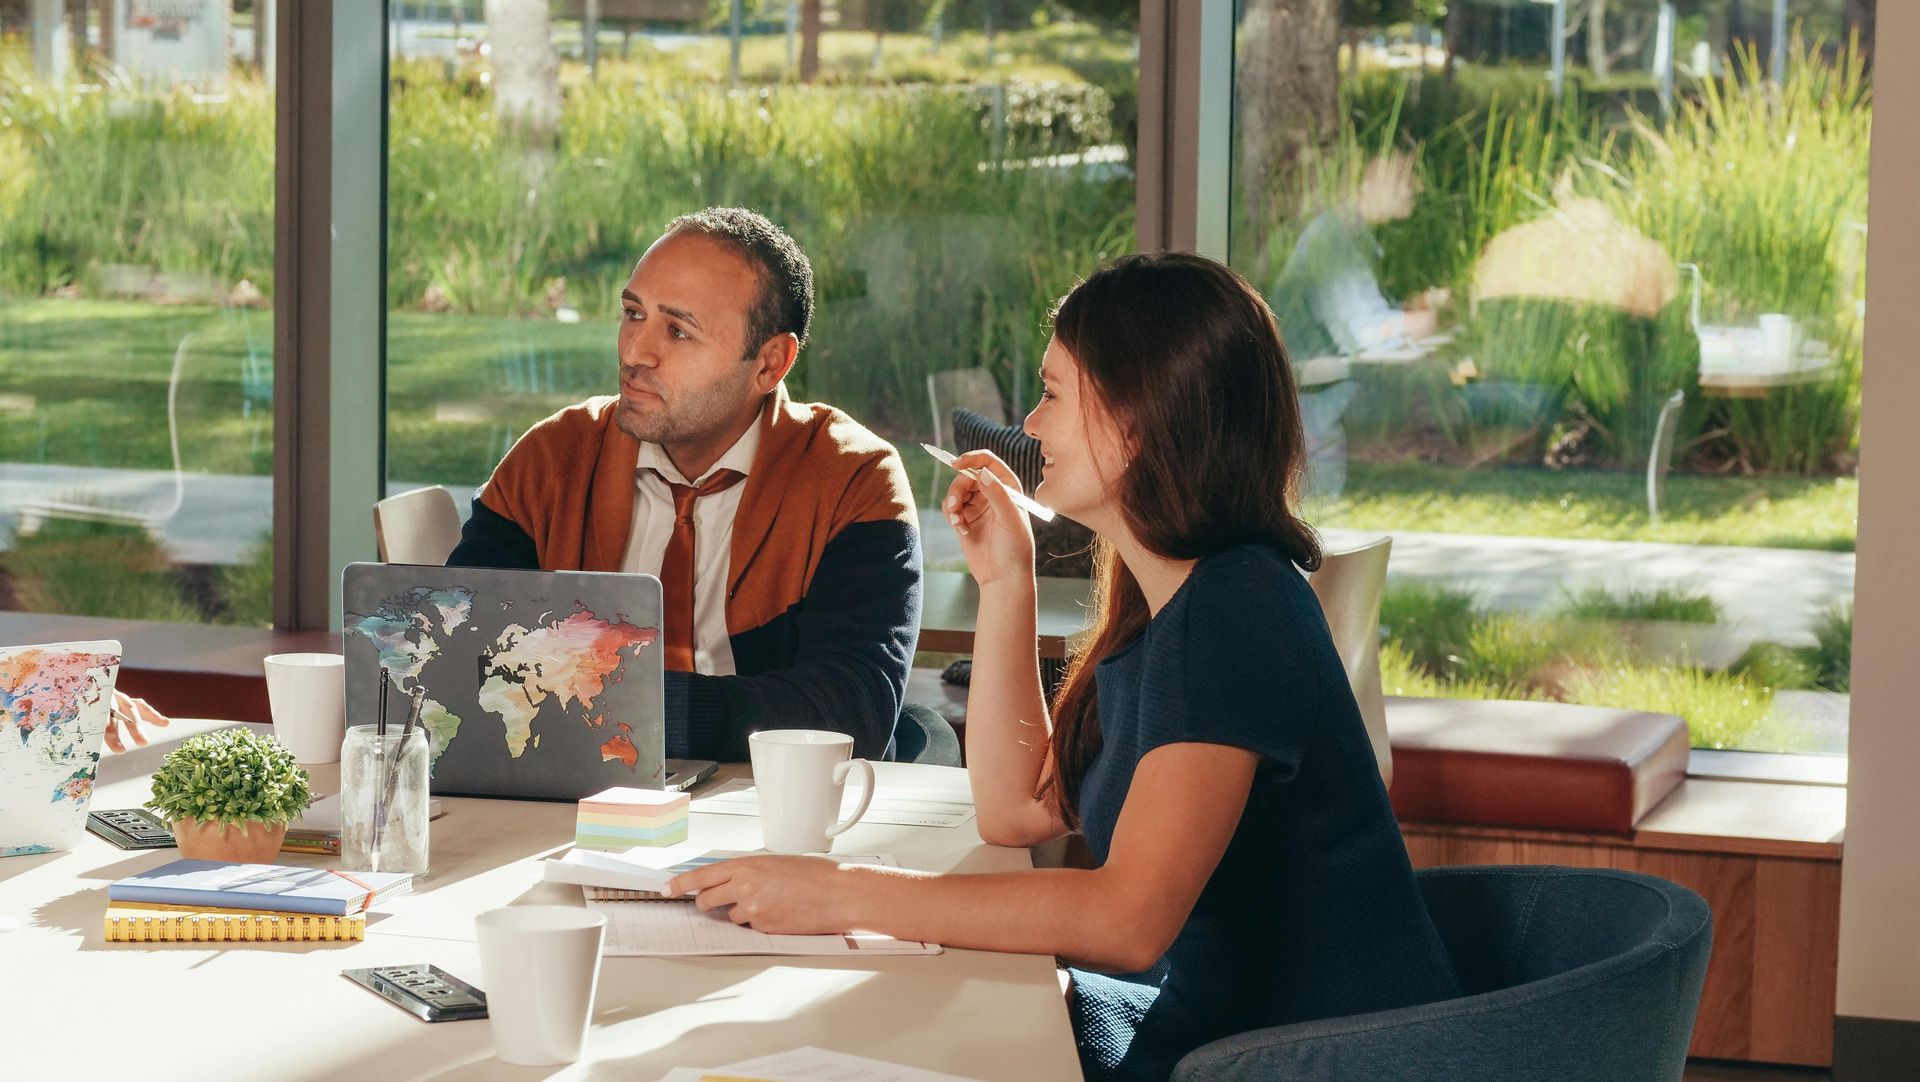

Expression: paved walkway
xmin=0 ymin=463 xmax=1852 ymax=649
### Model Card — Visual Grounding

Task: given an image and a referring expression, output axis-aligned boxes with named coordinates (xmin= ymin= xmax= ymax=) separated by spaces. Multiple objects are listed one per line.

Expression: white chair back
xmin=374 ymin=486 xmax=464 ymax=565
xmin=1308 ymin=536 xmax=1393 ymax=787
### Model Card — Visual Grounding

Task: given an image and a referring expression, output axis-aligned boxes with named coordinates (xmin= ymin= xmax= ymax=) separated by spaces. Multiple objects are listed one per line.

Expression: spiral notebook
xmin=103 ymin=907 xmax=366 ymax=943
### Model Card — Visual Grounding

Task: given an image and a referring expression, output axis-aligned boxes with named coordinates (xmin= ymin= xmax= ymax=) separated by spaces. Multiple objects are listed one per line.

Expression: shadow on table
xmin=0 ymin=849 xmax=63 ymax=885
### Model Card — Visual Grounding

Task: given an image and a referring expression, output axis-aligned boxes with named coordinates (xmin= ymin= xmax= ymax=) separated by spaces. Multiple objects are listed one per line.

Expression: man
xmin=448 ymin=208 xmax=922 ymax=762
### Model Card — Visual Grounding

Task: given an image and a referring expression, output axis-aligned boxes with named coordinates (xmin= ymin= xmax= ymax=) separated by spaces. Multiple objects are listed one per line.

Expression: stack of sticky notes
xmin=576 ymin=786 xmax=690 ymax=850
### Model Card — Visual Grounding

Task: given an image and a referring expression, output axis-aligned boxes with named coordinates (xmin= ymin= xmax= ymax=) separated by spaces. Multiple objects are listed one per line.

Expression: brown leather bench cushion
xmin=1386 ymin=696 xmax=1690 ymax=834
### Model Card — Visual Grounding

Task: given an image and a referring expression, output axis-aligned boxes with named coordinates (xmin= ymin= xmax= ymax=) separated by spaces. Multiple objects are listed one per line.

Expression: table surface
xmin=2 ymin=719 xmax=1080 ymax=1082
xmin=917 ymin=570 xmax=1093 ymax=660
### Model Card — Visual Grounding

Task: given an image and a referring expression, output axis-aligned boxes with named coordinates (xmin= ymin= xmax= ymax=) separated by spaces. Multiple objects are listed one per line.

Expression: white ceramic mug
xmin=748 ymin=729 xmax=876 ymax=854
xmin=475 ymin=905 xmax=607 ymax=1066
xmin=262 ymin=652 xmax=346 ymax=764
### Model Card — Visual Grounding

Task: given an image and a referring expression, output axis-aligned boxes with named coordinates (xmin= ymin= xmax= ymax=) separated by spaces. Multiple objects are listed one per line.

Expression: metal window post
xmin=1550 ymin=0 xmax=1567 ymax=101
xmin=1136 ymin=0 xmax=1232 ymax=260
xmin=273 ymin=1 xmax=386 ymax=632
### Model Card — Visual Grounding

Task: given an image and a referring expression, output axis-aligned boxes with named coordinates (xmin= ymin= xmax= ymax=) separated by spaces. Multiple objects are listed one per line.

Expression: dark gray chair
xmin=1173 ymin=866 xmax=1713 ymax=1081
xmin=891 ymin=702 xmax=962 ymax=766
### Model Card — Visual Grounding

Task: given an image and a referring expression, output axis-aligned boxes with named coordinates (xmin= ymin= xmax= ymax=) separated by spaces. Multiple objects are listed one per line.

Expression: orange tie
xmin=647 ymin=467 xmax=747 ymax=672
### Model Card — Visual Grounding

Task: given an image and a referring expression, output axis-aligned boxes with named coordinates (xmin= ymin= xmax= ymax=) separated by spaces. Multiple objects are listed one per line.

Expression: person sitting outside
xmin=447 ymin=208 xmax=921 ymax=763
xmin=1267 ymin=151 xmax=1448 ymax=360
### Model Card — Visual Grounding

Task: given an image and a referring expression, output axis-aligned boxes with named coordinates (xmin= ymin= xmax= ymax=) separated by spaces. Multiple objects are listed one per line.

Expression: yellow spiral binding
xmin=102 ymin=910 xmax=367 ymax=943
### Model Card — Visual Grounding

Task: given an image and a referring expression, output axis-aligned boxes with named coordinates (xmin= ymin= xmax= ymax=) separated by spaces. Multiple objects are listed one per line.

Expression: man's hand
xmin=104 ymin=692 xmax=171 ymax=754
xmin=667 ymin=854 xmax=859 ymax=935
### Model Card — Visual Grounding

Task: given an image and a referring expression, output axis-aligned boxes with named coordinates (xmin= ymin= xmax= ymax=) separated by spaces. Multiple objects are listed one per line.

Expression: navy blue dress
xmin=1067 ymin=544 xmax=1461 ymax=1080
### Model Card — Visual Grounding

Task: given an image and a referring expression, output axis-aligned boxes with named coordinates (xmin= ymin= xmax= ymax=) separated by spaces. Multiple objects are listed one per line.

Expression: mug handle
xmin=824 ymin=758 xmax=876 ymax=839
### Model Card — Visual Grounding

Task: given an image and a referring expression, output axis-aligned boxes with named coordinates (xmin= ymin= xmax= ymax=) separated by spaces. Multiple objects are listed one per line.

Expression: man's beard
xmin=614 ymin=370 xmax=756 ymax=448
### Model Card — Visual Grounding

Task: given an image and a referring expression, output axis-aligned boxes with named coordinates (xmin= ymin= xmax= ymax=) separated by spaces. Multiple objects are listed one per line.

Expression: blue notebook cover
xmin=109 ymin=860 xmax=412 ymax=916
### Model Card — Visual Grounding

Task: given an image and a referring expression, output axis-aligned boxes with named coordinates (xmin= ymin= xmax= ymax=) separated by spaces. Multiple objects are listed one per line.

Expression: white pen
xmin=921 ymin=443 xmax=1058 ymax=523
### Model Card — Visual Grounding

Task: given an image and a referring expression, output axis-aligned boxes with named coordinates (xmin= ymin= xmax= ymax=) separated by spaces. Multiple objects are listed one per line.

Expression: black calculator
xmin=87 ymin=808 xmax=177 ymax=850
xmin=343 ymin=964 xmax=489 ymax=1022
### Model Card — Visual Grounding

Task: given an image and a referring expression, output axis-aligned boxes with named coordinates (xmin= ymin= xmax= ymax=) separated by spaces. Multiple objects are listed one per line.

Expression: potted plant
xmin=146 ymin=728 xmax=314 ymax=863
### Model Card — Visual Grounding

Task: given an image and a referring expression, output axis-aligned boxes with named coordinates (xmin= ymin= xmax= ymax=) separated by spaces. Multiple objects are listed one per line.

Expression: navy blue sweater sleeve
xmin=665 ymin=518 xmax=923 ymax=762
xmin=445 ymin=495 xmax=541 ymax=570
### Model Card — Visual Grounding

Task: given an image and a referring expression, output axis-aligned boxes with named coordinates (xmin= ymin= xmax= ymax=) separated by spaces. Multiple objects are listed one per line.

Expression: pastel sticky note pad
xmin=579 ymin=786 xmax=688 ymax=814
xmin=577 ymin=786 xmax=688 ymax=850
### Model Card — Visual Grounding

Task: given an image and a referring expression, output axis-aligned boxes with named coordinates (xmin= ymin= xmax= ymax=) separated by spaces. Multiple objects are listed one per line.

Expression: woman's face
xmin=1024 ymin=337 xmax=1132 ymax=529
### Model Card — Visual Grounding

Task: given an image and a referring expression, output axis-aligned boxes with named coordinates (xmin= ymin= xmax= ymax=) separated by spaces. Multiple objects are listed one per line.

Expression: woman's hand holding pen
xmin=942 ymin=450 xmax=1036 ymax=590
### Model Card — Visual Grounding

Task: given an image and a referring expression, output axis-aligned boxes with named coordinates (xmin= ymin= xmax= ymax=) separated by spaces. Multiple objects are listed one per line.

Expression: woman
xmin=670 ymin=253 xmax=1460 ymax=1079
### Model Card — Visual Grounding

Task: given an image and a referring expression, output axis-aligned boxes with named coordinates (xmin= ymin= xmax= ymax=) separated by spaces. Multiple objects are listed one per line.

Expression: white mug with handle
xmin=748 ymin=729 xmax=876 ymax=854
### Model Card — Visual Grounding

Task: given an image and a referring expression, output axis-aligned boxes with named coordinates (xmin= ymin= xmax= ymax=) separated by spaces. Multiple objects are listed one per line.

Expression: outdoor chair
xmin=374 ymin=485 xmax=464 ymax=564
xmin=1306 ymin=536 xmax=1393 ymax=786
xmin=12 ymin=332 xmax=192 ymax=542
xmin=1172 ymin=865 xmax=1712 ymax=1082
xmin=927 ymin=367 xmax=1007 ymax=450
xmin=1647 ymin=389 xmax=1686 ymax=524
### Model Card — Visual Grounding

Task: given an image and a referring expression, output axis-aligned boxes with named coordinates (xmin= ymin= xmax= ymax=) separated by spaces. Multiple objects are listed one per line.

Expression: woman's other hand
xmin=668 ymin=854 xmax=859 ymax=935
xmin=942 ymin=450 xmax=1036 ymax=590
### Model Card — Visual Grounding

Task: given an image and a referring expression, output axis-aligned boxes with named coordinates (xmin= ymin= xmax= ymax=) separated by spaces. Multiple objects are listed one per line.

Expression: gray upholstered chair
xmin=1173 ymin=866 xmax=1713 ymax=1082
xmin=891 ymin=702 xmax=962 ymax=766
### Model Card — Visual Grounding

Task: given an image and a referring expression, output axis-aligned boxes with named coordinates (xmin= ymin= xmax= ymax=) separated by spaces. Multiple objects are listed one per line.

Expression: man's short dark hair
xmin=665 ymin=207 xmax=814 ymax=358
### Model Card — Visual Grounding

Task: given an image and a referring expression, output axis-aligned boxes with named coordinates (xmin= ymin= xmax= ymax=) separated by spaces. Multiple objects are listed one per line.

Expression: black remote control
xmin=343 ymin=964 xmax=489 ymax=1022
xmin=87 ymin=808 xmax=177 ymax=850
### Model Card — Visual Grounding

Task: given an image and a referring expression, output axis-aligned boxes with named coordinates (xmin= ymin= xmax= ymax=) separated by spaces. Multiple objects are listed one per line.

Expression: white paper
xmin=654 ymin=1046 xmax=980 ymax=1082
xmin=691 ymin=779 xmax=976 ymax=829
xmin=590 ymin=897 xmax=939 ymax=958
xmin=541 ymin=843 xmax=722 ymax=892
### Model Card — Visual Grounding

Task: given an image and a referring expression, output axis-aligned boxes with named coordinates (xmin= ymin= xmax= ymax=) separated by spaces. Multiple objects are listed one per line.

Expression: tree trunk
xmin=800 ymin=0 xmax=822 ymax=82
xmin=1443 ymin=0 xmax=1463 ymax=87
xmin=484 ymin=0 xmax=561 ymax=144
xmin=1236 ymin=0 xmax=1340 ymax=246
xmin=1588 ymin=0 xmax=1610 ymax=80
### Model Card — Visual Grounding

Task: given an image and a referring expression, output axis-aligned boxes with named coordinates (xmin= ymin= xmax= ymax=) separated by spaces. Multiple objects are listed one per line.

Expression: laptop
xmin=1 ymin=640 xmax=121 ymax=856
xmin=342 ymin=563 xmax=714 ymax=801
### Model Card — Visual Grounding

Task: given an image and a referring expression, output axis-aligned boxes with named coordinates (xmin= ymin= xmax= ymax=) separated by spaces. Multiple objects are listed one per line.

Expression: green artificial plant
xmin=145 ymin=727 xmax=314 ymax=829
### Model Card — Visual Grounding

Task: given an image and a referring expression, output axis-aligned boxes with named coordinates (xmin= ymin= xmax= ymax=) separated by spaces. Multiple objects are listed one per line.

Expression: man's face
xmin=614 ymin=230 xmax=764 ymax=448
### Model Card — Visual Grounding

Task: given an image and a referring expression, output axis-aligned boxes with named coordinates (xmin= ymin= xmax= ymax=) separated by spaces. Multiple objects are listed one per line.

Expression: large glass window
xmin=1 ymin=0 xmax=275 ymax=626
xmin=383 ymin=0 xmax=1139 ymax=539
xmin=1232 ymin=0 xmax=1870 ymax=755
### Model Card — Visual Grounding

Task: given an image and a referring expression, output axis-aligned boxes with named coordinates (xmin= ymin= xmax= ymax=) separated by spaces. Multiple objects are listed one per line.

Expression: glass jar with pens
xmin=341 ymin=674 xmax=431 ymax=874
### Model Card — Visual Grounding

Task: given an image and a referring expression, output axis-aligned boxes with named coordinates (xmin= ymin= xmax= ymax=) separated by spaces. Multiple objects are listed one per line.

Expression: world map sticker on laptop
xmin=342 ymin=564 xmax=667 ymax=801
xmin=0 ymin=640 xmax=121 ymax=856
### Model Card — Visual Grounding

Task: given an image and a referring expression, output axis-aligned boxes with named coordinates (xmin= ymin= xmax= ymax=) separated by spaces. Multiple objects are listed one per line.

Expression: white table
xmin=2 ymin=720 xmax=1080 ymax=1081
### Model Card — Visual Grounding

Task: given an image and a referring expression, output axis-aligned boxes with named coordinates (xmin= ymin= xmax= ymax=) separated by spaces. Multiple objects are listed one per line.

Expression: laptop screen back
xmin=0 ymin=640 xmax=120 ymax=855
xmin=342 ymin=563 xmax=666 ymax=801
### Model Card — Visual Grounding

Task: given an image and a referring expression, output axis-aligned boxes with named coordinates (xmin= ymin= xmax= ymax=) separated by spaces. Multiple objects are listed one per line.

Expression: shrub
xmin=1377 ymin=581 xmax=1480 ymax=675
xmin=1556 ymin=585 xmax=1722 ymax=625
xmin=1805 ymin=601 xmax=1853 ymax=692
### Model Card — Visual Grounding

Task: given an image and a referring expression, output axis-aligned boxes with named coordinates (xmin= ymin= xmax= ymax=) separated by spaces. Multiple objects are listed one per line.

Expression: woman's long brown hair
xmin=1039 ymin=252 xmax=1322 ymax=827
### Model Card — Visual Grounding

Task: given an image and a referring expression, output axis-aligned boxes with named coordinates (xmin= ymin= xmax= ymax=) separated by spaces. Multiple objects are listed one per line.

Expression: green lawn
xmin=1313 ymin=461 xmax=1858 ymax=552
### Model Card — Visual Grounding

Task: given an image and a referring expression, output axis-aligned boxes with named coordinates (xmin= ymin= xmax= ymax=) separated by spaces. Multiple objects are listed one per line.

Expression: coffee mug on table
xmin=748 ymin=729 xmax=876 ymax=854
xmin=262 ymin=652 xmax=346 ymax=764
xmin=475 ymin=905 xmax=607 ymax=1065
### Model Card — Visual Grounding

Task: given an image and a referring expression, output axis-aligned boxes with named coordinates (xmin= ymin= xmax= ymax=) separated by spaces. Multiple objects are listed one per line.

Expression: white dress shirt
xmin=620 ymin=420 xmax=762 ymax=676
